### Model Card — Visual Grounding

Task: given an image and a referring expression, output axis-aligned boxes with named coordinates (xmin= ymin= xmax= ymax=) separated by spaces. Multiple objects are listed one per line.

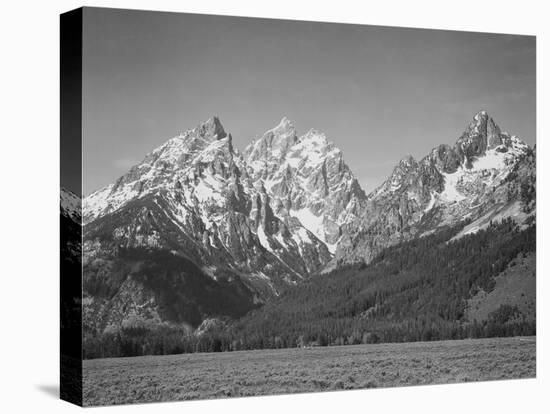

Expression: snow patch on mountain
xmin=290 ymin=208 xmax=325 ymax=241
xmin=440 ymin=170 xmax=466 ymax=203
xmin=256 ymin=225 xmax=272 ymax=252
xmin=472 ymin=149 xmax=506 ymax=171
xmin=61 ymin=188 xmax=82 ymax=223
xmin=424 ymin=192 xmax=437 ymax=213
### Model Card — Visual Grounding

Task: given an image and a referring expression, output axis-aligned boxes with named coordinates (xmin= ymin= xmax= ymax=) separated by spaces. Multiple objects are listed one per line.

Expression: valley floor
xmin=82 ymin=336 xmax=535 ymax=406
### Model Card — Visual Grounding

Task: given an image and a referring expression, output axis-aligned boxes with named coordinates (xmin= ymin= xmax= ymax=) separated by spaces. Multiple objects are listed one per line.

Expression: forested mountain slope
xmin=216 ymin=219 xmax=536 ymax=350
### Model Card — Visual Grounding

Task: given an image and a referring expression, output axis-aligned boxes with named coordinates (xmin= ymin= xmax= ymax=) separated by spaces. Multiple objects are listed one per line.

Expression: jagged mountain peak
xmin=455 ymin=111 xmax=516 ymax=164
xmin=195 ymin=115 xmax=227 ymax=141
xmin=398 ymin=154 xmax=417 ymax=168
xmin=337 ymin=110 xmax=535 ymax=266
xmin=463 ymin=110 xmax=494 ymax=138
xmin=173 ymin=115 xmax=228 ymax=146
xmin=369 ymin=154 xmax=420 ymax=197
xmin=243 ymin=120 xmax=365 ymax=251
xmin=466 ymin=110 xmax=497 ymax=132
xmin=393 ymin=154 xmax=418 ymax=173
xmin=385 ymin=111 xmax=530 ymax=192
xmin=84 ymin=116 xmax=237 ymax=223
xmin=244 ymin=117 xmax=298 ymax=161
xmin=276 ymin=116 xmax=294 ymax=130
xmin=473 ymin=109 xmax=489 ymax=121
xmin=266 ymin=116 xmax=296 ymax=139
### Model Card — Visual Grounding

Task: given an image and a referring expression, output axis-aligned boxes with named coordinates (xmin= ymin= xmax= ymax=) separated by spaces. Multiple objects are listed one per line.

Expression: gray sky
xmin=82 ymin=7 xmax=535 ymax=195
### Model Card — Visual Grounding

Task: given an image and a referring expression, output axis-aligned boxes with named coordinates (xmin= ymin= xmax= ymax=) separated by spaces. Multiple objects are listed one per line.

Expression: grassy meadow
xmin=83 ymin=336 xmax=535 ymax=406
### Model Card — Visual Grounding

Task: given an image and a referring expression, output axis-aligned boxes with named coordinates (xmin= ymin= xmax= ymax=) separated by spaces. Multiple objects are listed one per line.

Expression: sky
xmin=82 ymin=7 xmax=535 ymax=195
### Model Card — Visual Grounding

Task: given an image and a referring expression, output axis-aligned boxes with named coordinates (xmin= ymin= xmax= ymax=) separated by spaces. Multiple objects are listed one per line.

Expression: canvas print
xmin=60 ymin=7 xmax=536 ymax=407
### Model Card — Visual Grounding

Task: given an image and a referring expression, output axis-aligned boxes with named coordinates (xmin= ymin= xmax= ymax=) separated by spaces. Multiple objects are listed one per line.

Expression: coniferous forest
xmin=83 ymin=219 xmax=535 ymax=358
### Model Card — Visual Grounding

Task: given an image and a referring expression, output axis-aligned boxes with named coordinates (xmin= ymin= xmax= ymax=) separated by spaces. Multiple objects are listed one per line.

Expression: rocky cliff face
xmin=334 ymin=110 xmax=536 ymax=266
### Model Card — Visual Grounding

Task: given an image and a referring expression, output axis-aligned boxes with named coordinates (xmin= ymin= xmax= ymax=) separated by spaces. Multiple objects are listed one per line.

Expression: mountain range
xmin=60 ymin=110 xmax=535 ymax=345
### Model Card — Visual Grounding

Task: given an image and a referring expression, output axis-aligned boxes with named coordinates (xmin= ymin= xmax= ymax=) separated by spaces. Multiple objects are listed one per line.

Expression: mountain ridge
xmin=333 ymin=110 xmax=535 ymax=266
xmin=78 ymin=111 xmax=535 ymax=340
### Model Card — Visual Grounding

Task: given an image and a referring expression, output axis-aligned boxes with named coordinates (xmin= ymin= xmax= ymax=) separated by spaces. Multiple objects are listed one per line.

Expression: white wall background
xmin=0 ymin=0 xmax=548 ymax=412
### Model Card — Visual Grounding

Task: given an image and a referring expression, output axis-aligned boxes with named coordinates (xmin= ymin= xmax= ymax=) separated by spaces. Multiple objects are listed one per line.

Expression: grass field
xmin=82 ymin=336 xmax=536 ymax=406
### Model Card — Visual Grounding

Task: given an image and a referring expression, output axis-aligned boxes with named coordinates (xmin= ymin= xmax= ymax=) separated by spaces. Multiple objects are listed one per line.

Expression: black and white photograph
xmin=56 ymin=6 xmax=540 ymax=407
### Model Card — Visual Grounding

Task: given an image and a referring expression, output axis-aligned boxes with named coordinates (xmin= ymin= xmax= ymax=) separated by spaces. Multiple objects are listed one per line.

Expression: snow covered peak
xmin=453 ymin=111 xmax=525 ymax=167
xmin=244 ymin=118 xmax=298 ymax=164
xmin=337 ymin=110 xmax=535 ymax=266
xmin=61 ymin=187 xmax=81 ymax=223
xmin=271 ymin=116 xmax=296 ymax=137
xmin=244 ymin=121 xmax=338 ymax=171
xmin=370 ymin=110 xmax=531 ymax=203
xmin=260 ymin=117 xmax=297 ymax=144
xmin=244 ymin=120 xmax=365 ymax=250
xmin=83 ymin=116 xmax=238 ymax=223
xmin=172 ymin=116 xmax=228 ymax=148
